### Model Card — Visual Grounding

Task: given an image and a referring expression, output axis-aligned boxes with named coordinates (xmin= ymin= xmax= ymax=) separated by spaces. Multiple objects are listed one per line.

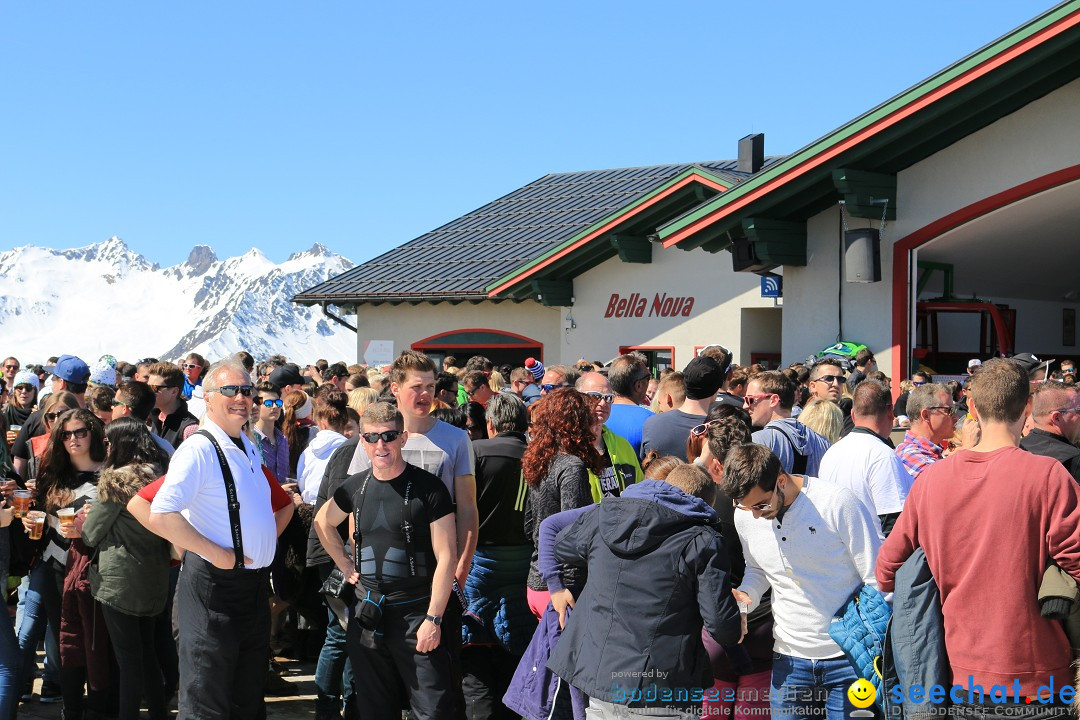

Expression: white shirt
xmin=817 ymin=429 xmax=912 ymax=517
xmin=151 ymin=417 xmax=277 ymax=568
xmin=736 ymin=477 xmax=883 ymax=659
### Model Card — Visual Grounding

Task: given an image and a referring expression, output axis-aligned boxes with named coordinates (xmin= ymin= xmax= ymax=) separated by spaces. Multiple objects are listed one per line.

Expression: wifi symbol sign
xmin=760 ymin=274 xmax=783 ymax=298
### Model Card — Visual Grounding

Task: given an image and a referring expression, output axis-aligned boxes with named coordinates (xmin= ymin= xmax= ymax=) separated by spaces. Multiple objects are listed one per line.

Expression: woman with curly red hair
xmin=522 ymin=388 xmax=603 ymax=618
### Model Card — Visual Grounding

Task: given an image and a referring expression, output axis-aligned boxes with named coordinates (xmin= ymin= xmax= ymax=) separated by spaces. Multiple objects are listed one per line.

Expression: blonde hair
xmin=347 ymin=387 xmax=380 ymax=415
xmin=488 ymin=371 xmax=504 ymax=392
xmin=798 ymin=399 xmax=844 ymax=444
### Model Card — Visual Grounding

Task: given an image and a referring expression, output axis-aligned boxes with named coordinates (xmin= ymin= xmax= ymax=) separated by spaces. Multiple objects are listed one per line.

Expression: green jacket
xmin=81 ymin=463 xmax=172 ymax=617
xmin=587 ymin=425 xmax=643 ymax=503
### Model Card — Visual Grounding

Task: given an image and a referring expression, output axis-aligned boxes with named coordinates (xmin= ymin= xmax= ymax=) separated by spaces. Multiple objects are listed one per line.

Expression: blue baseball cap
xmin=44 ymin=354 xmax=91 ymax=384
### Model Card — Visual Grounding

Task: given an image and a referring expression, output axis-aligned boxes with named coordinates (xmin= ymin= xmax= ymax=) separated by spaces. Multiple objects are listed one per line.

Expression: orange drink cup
xmin=28 ymin=511 xmax=46 ymax=540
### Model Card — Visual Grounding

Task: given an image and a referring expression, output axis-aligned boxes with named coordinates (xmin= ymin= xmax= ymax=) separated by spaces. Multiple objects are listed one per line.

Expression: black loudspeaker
xmin=844 ymin=228 xmax=881 ymax=283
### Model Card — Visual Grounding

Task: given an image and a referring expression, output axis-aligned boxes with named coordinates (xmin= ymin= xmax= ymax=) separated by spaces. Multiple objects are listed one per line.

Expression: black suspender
xmin=351 ymin=471 xmax=417 ymax=579
xmin=196 ymin=430 xmax=246 ymax=570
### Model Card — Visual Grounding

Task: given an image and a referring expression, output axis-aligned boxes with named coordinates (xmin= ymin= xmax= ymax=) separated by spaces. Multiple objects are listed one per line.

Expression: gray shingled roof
xmin=293 ymin=160 xmax=752 ymax=305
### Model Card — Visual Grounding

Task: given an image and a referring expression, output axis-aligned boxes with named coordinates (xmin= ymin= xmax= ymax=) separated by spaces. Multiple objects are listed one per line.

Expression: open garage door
xmin=902 ymin=175 xmax=1080 ymax=377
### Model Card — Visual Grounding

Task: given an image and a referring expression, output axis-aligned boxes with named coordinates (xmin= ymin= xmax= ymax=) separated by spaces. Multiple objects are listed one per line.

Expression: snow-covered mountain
xmin=0 ymin=236 xmax=357 ymax=364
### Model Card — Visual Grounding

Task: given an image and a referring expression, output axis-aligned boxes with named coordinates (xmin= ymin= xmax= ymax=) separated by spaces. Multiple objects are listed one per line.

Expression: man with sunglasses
xmin=722 ymin=443 xmax=882 ymax=720
xmin=895 ymin=382 xmax=956 ymax=480
xmin=538 ymin=364 xmax=580 ymax=396
xmin=149 ymin=359 xmax=295 ymax=720
xmin=746 ymin=371 xmax=831 ymax=477
xmin=146 ymin=361 xmax=199 ymax=450
xmin=315 ymin=402 xmax=457 ymax=719
xmin=1020 ymin=380 xmax=1080 ymax=483
xmin=892 ymin=370 xmax=929 ymax=422
xmin=2 ymin=356 xmax=18 ymax=390
xmin=461 ymin=370 xmax=493 ymax=408
xmin=809 ymin=360 xmax=855 ymax=436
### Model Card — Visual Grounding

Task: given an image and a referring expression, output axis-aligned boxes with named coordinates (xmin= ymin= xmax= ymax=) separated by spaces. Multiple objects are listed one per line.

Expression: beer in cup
xmin=12 ymin=489 xmax=31 ymax=518
xmin=27 ymin=511 xmax=46 ymax=540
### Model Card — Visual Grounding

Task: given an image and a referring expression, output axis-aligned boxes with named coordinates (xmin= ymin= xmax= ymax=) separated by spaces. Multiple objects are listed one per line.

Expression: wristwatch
xmin=425 ymin=614 xmax=442 ymax=626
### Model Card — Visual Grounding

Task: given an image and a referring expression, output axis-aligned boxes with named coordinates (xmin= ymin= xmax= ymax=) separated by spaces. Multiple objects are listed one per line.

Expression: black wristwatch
xmin=425 ymin=614 xmax=442 ymax=626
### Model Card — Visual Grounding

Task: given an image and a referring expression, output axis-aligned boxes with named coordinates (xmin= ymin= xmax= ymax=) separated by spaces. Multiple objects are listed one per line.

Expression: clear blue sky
xmin=0 ymin=2 xmax=1051 ymax=267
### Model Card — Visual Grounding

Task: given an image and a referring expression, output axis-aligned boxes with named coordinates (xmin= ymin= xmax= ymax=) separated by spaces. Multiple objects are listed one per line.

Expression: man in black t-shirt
xmin=315 ymin=402 xmax=457 ymax=720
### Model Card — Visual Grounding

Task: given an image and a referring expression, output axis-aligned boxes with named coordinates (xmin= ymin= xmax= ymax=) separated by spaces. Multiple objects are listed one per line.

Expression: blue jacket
xmin=882 ymin=548 xmax=949 ymax=720
xmin=829 ymin=584 xmax=891 ymax=710
xmin=546 ymin=480 xmax=742 ymax=709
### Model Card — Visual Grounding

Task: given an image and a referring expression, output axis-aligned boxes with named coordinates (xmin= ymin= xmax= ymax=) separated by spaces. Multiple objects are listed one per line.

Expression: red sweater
xmin=877 ymin=446 xmax=1080 ymax=696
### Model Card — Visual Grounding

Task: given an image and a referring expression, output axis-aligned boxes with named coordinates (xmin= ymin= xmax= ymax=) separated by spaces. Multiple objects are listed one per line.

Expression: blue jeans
xmin=770 ymin=652 xmax=862 ymax=720
xmin=0 ymin=578 xmax=19 ymax=720
xmin=15 ymin=572 xmax=59 ymax=689
xmin=17 ymin=562 xmax=62 ymax=698
xmin=315 ymin=607 xmax=354 ymax=715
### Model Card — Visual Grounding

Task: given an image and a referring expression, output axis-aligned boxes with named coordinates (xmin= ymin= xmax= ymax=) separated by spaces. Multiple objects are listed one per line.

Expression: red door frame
xmin=412 ymin=328 xmax=543 ymax=362
xmin=890 ymin=164 xmax=1080 ymax=392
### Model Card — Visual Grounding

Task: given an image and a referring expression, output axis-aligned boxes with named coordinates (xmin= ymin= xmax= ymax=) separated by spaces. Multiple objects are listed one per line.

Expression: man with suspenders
xmin=148 ymin=359 xmax=294 ymax=719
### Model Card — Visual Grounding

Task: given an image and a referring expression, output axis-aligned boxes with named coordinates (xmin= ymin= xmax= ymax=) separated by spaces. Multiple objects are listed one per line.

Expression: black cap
xmin=269 ymin=363 xmax=305 ymax=388
xmin=683 ymin=356 xmax=725 ymax=400
xmin=1011 ymin=352 xmax=1054 ymax=375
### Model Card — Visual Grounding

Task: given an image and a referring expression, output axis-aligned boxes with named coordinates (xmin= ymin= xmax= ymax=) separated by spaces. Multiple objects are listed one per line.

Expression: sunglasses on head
xmin=360 ymin=430 xmax=403 ymax=444
xmin=260 ymin=398 xmax=283 ymax=408
xmin=61 ymin=427 xmax=90 ymax=441
xmin=214 ymin=385 xmax=254 ymax=398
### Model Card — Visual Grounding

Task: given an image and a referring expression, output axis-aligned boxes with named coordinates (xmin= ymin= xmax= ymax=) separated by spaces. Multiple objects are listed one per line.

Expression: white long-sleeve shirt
xmin=736 ymin=476 xmax=883 ymax=659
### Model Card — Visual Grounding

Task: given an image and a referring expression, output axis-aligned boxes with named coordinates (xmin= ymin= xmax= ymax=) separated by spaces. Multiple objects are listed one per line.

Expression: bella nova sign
xmin=604 ymin=292 xmax=695 ymax=319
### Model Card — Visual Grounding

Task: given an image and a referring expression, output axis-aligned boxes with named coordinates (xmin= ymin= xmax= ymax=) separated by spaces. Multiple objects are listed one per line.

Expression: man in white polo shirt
xmin=721 ymin=443 xmax=881 ymax=720
xmin=817 ymin=380 xmax=912 ymax=536
xmin=149 ymin=358 xmax=294 ymax=719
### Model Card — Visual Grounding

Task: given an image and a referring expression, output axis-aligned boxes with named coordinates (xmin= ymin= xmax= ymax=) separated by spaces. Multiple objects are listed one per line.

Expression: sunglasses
xmin=44 ymin=411 xmax=66 ymax=422
xmin=61 ymin=427 xmax=90 ymax=441
xmin=360 ymin=430 xmax=403 ymax=444
xmin=813 ymin=375 xmax=845 ymax=385
xmin=14 ymin=384 xmax=34 ymax=392
xmin=181 ymin=363 xmax=201 ymax=371
xmin=148 ymin=384 xmax=174 ymax=393
xmin=584 ymin=391 xmax=615 ymax=404
xmin=111 ymin=400 xmax=129 ymax=408
xmin=260 ymin=398 xmax=284 ymax=408
xmin=540 ymin=383 xmax=570 ymax=393
xmin=3 ymin=364 xmax=18 ymax=371
xmin=927 ymin=406 xmax=961 ymax=418
xmin=743 ymin=393 xmax=777 ymax=407
xmin=214 ymin=385 xmax=254 ymax=398
xmin=690 ymin=418 xmax=722 ymax=437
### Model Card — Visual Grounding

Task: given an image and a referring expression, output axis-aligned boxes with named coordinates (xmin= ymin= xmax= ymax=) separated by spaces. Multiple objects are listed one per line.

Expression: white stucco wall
xmin=783 ymin=77 xmax=1080 ymax=379
xmin=561 ymin=245 xmax=780 ymax=368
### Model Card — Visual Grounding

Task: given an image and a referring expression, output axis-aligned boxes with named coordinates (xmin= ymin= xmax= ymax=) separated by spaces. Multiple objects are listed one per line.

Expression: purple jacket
xmin=502 ymin=603 xmax=587 ymax=720
xmin=256 ymin=426 xmax=289 ymax=482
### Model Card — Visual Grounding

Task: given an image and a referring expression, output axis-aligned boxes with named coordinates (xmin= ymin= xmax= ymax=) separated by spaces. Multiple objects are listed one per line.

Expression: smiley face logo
xmin=847 ymin=678 xmax=877 ymax=709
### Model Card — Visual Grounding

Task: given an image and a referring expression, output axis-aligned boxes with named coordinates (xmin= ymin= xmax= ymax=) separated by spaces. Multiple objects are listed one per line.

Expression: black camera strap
xmin=351 ymin=470 xmax=418 ymax=579
xmin=195 ymin=430 xmax=245 ymax=570
xmin=351 ymin=472 xmax=371 ymax=575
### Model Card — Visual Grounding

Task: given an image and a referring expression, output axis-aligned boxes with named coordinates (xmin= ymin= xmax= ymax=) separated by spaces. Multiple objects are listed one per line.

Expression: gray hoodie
xmin=752 ymin=418 xmax=831 ymax=476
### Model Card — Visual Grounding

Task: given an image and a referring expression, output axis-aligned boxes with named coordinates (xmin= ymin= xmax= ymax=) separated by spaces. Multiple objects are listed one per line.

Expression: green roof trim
xmin=484 ymin=165 xmax=731 ymax=294
xmin=657 ymin=0 xmax=1080 ymax=242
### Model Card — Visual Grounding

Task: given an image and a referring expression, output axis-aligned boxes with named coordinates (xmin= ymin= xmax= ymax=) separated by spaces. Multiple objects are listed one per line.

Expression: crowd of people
xmin=0 ymin=344 xmax=1078 ymax=720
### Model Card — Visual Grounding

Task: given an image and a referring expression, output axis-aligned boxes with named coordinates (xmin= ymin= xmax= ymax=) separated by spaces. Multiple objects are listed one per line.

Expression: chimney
xmin=738 ymin=133 xmax=764 ymax=174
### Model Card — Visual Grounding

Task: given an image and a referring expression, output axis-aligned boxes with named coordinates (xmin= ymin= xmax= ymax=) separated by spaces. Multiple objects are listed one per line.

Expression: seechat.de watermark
xmin=888 ymin=676 xmax=1076 ymax=707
